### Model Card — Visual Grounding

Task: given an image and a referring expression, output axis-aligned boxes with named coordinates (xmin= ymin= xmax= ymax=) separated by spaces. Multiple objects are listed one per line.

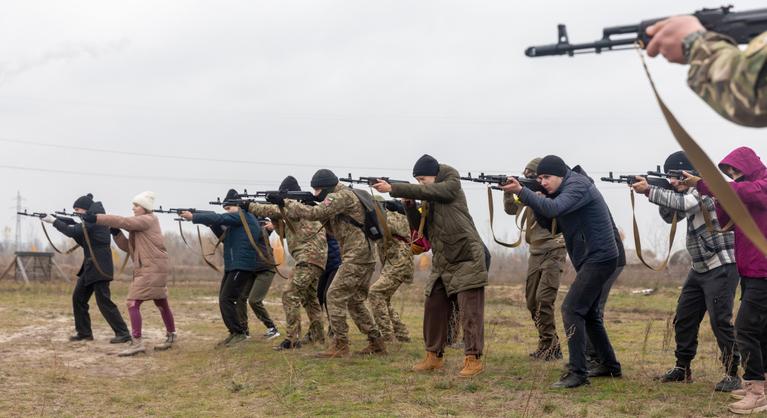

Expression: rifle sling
xmin=630 ymin=189 xmax=678 ymax=271
xmin=638 ymin=49 xmax=767 ymax=257
xmin=39 ymin=220 xmax=80 ymax=255
xmin=238 ymin=210 xmax=289 ymax=280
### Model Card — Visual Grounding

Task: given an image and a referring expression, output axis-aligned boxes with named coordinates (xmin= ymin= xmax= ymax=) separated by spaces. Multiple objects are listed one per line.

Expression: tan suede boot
xmin=732 ymin=375 xmax=767 ymax=400
xmin=355 ymin=336 xmax=387 ymax=355
xmin=729 ymin=380 xmax=767 ymax=414
xmin=315 ymin=338 xmax=350 ymax=358
xmin=118 ymin=338 xmax=146 ymax=357
xmin=412 ymin=351 xmax=445 ymax=372
xmin=458 ymin=355 xmax=484 ymax=378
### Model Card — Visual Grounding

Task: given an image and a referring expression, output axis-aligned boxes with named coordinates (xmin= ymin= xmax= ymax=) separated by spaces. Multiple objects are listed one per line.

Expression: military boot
xmin=355 ymin=336 xmax=387 ymax=355
xmin=732 ymin=375 xmax=767 ymax=400
xmin=315 ymin=338 xmax=349 ymax=358
xmin=154 ymin=332 xmax=177 ymax=351
xmin=413 ymin=351 xmax=445 ymax=372
xmin=118 ymin=338 xmax=146 ymax=357
xmin=458 ymin=355 xmax=484 ymax=378
xmin=729 ymin=380 xmax=767 ymax=415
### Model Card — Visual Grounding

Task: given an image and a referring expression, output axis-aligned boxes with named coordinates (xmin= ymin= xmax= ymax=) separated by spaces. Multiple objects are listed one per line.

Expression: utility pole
xmin=15 ymin=190 xmax=22 ymax=251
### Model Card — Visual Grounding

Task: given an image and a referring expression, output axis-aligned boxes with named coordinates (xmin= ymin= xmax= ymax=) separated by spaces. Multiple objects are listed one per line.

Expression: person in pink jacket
xmin=692 ymin=147 xmax=767 ymax=414
xmin=84 ymin=191 xmax=177 ymax=357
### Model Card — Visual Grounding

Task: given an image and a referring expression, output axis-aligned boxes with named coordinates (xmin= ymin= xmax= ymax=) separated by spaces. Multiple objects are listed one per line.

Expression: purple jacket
xmin=698 ymin=147 xmax=767 ymax=278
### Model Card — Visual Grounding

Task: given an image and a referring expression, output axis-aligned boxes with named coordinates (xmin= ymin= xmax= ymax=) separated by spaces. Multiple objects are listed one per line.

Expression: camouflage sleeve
xmin=387 ymin=212 xmax=410 ymax=238
xmin=687 ymin=31 xmax=767 ymax=127
xmin=503 ymin=190 xmax=522 ymax=215
xmin=284 ymin=192 xmax=349 ymax=222
xmin=247 ymin=202 xmax=282 ymax=219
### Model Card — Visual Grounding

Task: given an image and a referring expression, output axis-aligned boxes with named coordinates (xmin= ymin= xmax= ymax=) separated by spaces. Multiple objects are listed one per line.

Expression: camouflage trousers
xmin=326 ymin=262 xmax=380 ymax=345
xmin=368 ymin=269 xmax=411 ymax=341
xmin=283 ymin=263 xmax=324 ymax=343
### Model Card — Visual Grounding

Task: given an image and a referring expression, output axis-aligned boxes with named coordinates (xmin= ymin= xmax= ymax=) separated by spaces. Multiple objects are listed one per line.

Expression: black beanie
xmin=536 ymin=155 xmax=569 ymax=177
xmin=73 ymin=193 xmax=94 ymax=210
xmin=310 ymin=169 xmax=339 ymax=189
xmin=224 ymin=189 xmax=240 ymax=202
xmin=664 ymin=151 xmax=695 ymax=173
xmin=279 ymin=176 xmax=301 ymax=192
xmin=412 ymin=154 xmax=440 ymax=177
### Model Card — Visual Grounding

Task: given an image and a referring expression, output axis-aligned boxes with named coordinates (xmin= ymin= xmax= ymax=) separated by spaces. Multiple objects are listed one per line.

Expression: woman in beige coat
xmin=86 ymin=191 xmax=176 ymax=356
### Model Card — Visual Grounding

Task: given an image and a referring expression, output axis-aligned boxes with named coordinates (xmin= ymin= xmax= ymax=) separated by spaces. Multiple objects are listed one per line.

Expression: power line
xmin=0 ymin=136 xmax=650 ymax=175
xmin=0 ymin=163 xmax=282 ymax=186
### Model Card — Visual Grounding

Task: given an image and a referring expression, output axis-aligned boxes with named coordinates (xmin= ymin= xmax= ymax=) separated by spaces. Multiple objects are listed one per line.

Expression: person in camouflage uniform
xmin=368 ymin=199 xmax=413 ymax=343
xmin=279 ymin=169 xmax=386 ymax=358
xmin=246 ymin=176 xmax=328 ymax=351
xmin=504 ymin=158 xmax=567 ymax=361
xmin=645 ymin=16 xmax=767 ymax=127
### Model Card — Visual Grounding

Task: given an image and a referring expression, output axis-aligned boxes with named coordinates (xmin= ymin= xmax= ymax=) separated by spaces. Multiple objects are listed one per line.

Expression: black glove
xmin=81 ymin=213 xmax=97 ymax=223
xmin=56 ymin=216 xmax=77 ymax=226
xmin=239 ymin=200 xmax=251 ymax=211
xmin=266 ymin=194 xmax=285 ymax=208
xmin=110 ymin=228 xmax=122 ymax=237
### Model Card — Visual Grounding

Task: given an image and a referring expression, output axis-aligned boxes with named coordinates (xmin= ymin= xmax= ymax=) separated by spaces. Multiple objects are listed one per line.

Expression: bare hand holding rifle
xmin=372 ymin=180 xmax=392 ymax=194
xmin=499 ymin=177 xmax=523 ymax=194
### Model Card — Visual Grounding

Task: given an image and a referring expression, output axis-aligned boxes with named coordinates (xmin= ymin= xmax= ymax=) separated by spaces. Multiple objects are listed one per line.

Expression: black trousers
xmin=561 ymin=259 xmax=621 ymax=376
xmin=674 ymin=264 xmax=740 ymax=373
xmin=736 ymin=277 xmax=767 ymax=381
xmin=72 ymin=278 xmax=129 ymax=338
xmin=219 ymin=270 xmax=255 ymax=335
xmin=585 ymin=266 xmax=624 ymax=365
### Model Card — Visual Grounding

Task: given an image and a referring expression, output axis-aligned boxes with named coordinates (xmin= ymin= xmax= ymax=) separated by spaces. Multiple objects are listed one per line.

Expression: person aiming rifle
xmin=180 ymin=189 xmax=281 ymax=346
xmin=40 ymin=194 xmax=131 ymax=344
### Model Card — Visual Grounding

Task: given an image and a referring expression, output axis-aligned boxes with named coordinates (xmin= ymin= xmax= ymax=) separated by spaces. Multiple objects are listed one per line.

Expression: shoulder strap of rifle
xmin=630 ymin=189 xmax=678 ymax=271
xmin=80 ymin=221 xmax=112 ymax=279
xmin=487 ymin=187 xmax=525 ymax=248
xmin=40 ymin=220 xmax=80 ymax=255
xmin=694 ymin=192 xmax=736 ymax=234
xmin=638 ymin=49 xmax=767 ymax=257
xmin=238 ymin=210 xmax=289 ymax=279
xmin=195 ymin=225 xmax=222 ymax=272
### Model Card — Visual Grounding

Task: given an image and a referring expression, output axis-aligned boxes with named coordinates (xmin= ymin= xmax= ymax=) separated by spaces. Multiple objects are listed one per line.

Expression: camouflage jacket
xmin=503 ymin=191 xmax=565 ymax=255
xmin=284 ymin=183 xmax=375 ymax=265
xmin=378 ymin=210 xmax=414 ymax=283
xmin=688 ymin=31 xmax=767 ymax=127
xmin=247 ymin=202 xmax=327 ymax=270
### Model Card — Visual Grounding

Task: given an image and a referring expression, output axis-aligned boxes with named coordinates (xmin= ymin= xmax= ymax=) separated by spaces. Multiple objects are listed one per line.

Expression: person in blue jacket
xmin=502 ymin=155 xmax=621 ymax=389
xmin=181 ymin=189 xmax=280 ymax=347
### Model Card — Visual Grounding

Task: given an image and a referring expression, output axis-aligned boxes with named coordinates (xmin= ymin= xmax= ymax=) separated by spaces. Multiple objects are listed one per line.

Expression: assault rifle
xmin=646 ymin=165 xmax=701 ymax=180
xmin=17 ymin=209 xmax=49 ymax=219
xmin=209 ymin=197 xmax=267 ymax=206
xmin=460 ymin=172 xmax=545 ymax=193
xmin=525 ymin=6 xmax=767 ymax=57
xmin=247 ymin=190 xmax=317 ymax=205
xmin=154 ymin=206 xmax=214 ymax=221
xmin=600 ymin=172 xmax=672 ymax=189
xmin=339 ymin=173 xmax=409 ymax=186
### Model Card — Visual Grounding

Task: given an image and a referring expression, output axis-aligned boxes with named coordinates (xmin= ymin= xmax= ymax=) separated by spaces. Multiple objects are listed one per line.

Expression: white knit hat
xmin=132 ymin=191 xmax=156 ymax=211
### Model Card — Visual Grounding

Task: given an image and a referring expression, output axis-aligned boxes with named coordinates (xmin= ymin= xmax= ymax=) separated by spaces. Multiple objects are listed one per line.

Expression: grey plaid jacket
xmin=648 ymin=187 xmax=735 ymax=273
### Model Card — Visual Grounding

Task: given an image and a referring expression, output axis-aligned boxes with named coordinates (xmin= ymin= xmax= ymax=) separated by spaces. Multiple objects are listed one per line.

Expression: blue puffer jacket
xmin=192 ymin=211 xmax=273 ymax=273
xmin=519 ymin=170 xmax=618 ymax=271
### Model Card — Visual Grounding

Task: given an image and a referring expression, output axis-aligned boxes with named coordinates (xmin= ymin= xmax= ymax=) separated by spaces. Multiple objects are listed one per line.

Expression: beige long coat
xmin=97 ymin=213 xmax=170 ymax=300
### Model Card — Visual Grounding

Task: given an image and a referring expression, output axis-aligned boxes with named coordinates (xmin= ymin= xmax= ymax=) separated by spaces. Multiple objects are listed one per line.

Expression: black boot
xmin=551 ymin=372 xmax=590 ymax=389
xmin=656 ymin=366 xmax=692 ymax=383
xmin=110 ymin=334 xmax=131 ymax=344
xmin=715 ymin=375 xmax=742 ymax=392
xmin=69 ymin=334 xmax=94 ymax=342
xmin=587 ymin=363 xmax=622 ymax=378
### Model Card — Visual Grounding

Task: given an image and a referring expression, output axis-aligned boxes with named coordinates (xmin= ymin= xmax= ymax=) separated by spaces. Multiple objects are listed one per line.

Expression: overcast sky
xmin=1 ymin=0 xmax=764 ymax=258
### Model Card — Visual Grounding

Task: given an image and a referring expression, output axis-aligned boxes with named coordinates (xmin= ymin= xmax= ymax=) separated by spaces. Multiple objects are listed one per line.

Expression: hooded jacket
xmin=697 ymin=147 xmax=767 ymax=278
xmin=52 ymin=201 xmax=114 ymax=285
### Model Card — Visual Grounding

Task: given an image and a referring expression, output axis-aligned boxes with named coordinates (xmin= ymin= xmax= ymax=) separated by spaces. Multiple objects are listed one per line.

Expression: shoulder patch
xmin=746 ymin=32 xmax=767 ymax=58
xmin=323 ymin=196 xmax=336 ymax=207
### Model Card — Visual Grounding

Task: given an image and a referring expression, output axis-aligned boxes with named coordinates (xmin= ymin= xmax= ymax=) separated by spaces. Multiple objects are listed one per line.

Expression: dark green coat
xmin=390 ymin=164 xmax=488 ymax=296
